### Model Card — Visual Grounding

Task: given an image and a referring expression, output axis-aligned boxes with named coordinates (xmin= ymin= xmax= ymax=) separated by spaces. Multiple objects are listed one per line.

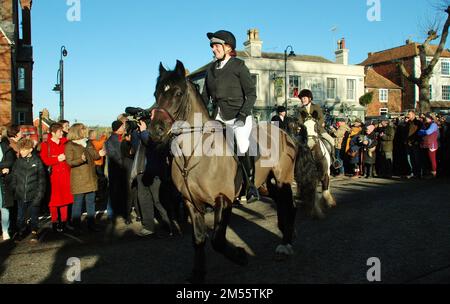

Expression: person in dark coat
xmin=377 ymin=118 xmax=395 ymax=178
xmin=271 ymin=106 xmax=288 ymax=131
xmin=201 ymin=29 xmax=259 ymax=203
xmin=120 ymin=130 xmax=137 ymax=224
xmin=105 ymin=120 xmax=127 ymax=220
xmin=404 ymin=111 xmax=423 ymax=178
xmin=131 ymin=120 xmax=171 ymax=236
xmin=10 ymin=138 xmax=46 ymax=242
xmin=1 ymin=132 xmax=16 ymax=241
xmin=362 ymin=124 xmax=378 ymax=179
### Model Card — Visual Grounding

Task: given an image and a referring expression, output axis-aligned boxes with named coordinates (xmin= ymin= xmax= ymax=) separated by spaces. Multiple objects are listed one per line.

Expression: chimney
xmin=20 ymin=0 xmax=32 ymax=45
xmin=335 ymin=38 xmax=349 ymax=65
xmin=244 ymin=28 xmax=263 ymax=58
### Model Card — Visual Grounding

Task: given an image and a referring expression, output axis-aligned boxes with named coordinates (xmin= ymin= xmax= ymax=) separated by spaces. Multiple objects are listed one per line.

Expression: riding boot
xmin=238 ymin=153 xmax=260 ymax=203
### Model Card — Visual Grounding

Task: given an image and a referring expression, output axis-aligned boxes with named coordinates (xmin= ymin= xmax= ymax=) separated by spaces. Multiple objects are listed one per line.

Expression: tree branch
xmin=426 ymin=5 xmax=450 ymax=74
xmin=396 ymin=60 xmax=420 ymax=85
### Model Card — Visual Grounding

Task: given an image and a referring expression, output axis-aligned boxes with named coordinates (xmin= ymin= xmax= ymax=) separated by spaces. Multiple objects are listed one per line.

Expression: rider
xmin=201 ymin=30 xmax=259 ymax=203
xmin=297 ymin=89 xmax=340 ymax=169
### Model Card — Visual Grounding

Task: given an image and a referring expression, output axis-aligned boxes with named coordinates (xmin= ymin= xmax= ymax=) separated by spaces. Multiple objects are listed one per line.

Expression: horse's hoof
xmin=275 ymin=244 xmax=294 ymax=261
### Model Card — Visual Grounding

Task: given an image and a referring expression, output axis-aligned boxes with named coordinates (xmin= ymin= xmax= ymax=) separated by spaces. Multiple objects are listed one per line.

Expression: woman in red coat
xmin=40 ymin=123 xmax=73 ymax=231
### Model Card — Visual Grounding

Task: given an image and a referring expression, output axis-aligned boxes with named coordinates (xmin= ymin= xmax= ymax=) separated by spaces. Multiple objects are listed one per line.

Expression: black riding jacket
xmin=201 ymin=57 xmax=257 ymax=121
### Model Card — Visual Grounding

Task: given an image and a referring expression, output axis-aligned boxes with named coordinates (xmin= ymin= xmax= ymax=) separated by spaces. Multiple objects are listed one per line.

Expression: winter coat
xmin=271 ymin=115 xmax=288 ymax=131
xmin=418 ymin=122 xmax=439 ymax=150
xmin=10 ymin=154 xmax=46 ymax=207
xmin=345 ymin=126 xmax=362 ymax=153
xmin=362 ymin=132 xmax=378 ymax=165
xmin=297 ymin=103 xmax=326 ymax=133
xmin=40 ymin=137 xmax=73 ymax=207
xmin=138 ymin=130 xmax=170 ymax=185
xmin=332 ymin=124 xmax=351 ymax=150
xmin=0 ymin=140 xmax=16 ymax=208
xmin=405 ymin=118 xmax=423 ymax=147
xmin=379 ymin=125 xmax=395 ymax=153
xmin=65 ymin=139 xmax=101 ymax=195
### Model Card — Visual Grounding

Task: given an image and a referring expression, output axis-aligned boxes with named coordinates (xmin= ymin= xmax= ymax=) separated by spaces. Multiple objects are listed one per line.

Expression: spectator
xmin=362 ymin=124 xmax=378 ymax=179
xmin=0 ymin=126 xmax=16 ymax=241
xmin=10 ymin=138 xmax=46 ymax=243
xmin=405 ymin=111 xmax=423 ymax=179
xmin=330 ymin=118 xmax=350 ymax=176
xmin=58 ymin=120 xmax=70 ymax=138
xmin=40 ymin=123 xmax=74 ymax=233
xmin=345 ymin=119 xmax=363 ymax=176
xmin=418 ymin=113 xmax=439 ymax=179
xmin=89 ymin=130 xmax=108 ymax=207
xmin=65 ymin=123 xmax=105 ymax=233
xmin=377 ymin=118 xmax=396 ymax=178
xmin=105 ymin=120 xmax=127 ymax=220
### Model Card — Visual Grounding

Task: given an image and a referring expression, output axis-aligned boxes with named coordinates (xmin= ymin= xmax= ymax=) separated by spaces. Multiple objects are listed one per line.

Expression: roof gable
xmin=365 ymin=68 xmax=402 ymax=89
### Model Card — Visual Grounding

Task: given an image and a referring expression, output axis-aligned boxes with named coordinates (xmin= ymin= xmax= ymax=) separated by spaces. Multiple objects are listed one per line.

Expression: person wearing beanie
xmin=271 ymin=106 xmax=288 ymax=131
xmin=297 ymin=89 xmax=340 ymax=169
xmin=105 ymin=120 xmax=127 ymax=220
xmin=201 ymin=29 xmax=259 ymax=203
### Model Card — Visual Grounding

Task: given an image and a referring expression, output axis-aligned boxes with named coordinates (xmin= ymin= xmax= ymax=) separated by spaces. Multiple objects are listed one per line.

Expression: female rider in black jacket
xmin=201 ymin=30 xmax=259 ymax=202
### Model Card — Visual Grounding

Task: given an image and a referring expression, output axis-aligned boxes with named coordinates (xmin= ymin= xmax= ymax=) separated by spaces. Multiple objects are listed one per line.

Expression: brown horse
xmin=150 ymin=60 xmax=298 ymax=283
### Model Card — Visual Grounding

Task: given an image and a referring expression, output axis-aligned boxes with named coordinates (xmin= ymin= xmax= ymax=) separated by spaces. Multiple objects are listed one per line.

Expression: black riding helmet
xmin=299 ymin=89 xmax=314 ymax=100
xmin=207 ymin=30 xmax=236 ymax=50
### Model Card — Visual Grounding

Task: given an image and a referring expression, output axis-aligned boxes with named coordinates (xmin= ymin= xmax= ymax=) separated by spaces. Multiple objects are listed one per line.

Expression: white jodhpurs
xmin=216 ymin=112 xmax=253 ymax=154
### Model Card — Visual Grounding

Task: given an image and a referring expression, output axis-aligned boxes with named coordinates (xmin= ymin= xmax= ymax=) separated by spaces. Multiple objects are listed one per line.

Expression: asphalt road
xmin=0 ymin=176 xmax=449 ymax=284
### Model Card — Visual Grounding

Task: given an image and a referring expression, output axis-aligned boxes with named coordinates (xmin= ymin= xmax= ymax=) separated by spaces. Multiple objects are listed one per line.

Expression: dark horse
xmin=295 ymin=112 xmax=336 ymax=219
xmin=150 ymin=60 xmax=298 ymax=283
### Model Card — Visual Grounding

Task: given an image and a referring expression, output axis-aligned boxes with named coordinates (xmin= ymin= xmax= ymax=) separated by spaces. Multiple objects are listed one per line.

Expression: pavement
xmin=0 ymin=175 xmax=449 ymax=284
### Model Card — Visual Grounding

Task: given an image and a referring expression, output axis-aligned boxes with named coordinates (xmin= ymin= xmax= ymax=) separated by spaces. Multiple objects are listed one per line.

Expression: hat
xmin=276 ymin=106 xmax=287 ymax=113
xmin=299 ymin=89 xmax=313 ymax=100
xmin=353 ymin=118 xmax=362 ymax=124
xmin=111 ymin=120 xmax=123 ymax=132
xmin=424 ymin=112 xmax=435 ymax=120
xmin=207 ymin=30 xmax=236 ymax=50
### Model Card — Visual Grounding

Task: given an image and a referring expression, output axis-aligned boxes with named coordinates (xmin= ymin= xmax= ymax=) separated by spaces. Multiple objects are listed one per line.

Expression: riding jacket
xmin=201 ymin=57 xmax=257 ymax=121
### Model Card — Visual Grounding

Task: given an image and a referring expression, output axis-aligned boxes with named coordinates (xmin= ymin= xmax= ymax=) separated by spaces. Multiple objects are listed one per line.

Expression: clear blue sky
xmin=32 ymin=0 xmax=447 ymax=126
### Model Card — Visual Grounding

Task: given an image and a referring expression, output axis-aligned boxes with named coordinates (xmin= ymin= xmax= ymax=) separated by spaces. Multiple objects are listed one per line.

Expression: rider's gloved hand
xmin=234 ymin=113 xmax=247 ymax=128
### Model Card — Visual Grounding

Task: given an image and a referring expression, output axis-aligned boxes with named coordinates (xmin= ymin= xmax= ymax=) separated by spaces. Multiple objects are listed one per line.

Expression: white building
xmin=190 ymin=29 xmax=366 ymax=121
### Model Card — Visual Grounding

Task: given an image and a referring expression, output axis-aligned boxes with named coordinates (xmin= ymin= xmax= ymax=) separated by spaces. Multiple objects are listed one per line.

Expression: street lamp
xmin=284 ymin=45 xmax=295 ymax=111
xmin=53 ymin=46 xmax=68 ymax=121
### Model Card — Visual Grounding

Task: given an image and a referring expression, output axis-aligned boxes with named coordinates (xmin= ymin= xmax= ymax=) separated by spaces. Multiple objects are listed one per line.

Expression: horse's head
xmin=302 ymin=112 xmax=320 ymax=149
xmin=150 ymin=60 xmax=191 ymax=141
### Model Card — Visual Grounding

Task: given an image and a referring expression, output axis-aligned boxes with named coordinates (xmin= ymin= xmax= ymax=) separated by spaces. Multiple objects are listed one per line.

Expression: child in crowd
xmin=11 ymin=138 xmax=46 ymax=243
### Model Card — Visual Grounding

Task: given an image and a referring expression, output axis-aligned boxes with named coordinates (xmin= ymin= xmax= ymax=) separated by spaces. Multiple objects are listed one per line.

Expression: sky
xmin=31 ymin=0 xmax=448 ymax=126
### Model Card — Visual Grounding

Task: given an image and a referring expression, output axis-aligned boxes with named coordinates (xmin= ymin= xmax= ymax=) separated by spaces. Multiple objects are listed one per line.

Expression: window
xmin=18 ymin=67 xmax=25 ymax=91
xmin=379 ymin=108 xmax=388 ymax=116
xmin=289 ymin=75 xmax=300 ymax=98
xmin=441 ymin=61 xmax=450 ymax=76
xmin=327 ymin=78 xmax=337 ymax=99
xmin=442 ymin=85 xmax=450 ymax=100
xmin=311 ymin=81 xmax=323 ymax=101
xmin=379 ymin=89 xmax=388 ymax=103
xmin=347 ymin=79 xmax=356 ymax=100
xmin=17 ymin=112 xmax=26 ymax=125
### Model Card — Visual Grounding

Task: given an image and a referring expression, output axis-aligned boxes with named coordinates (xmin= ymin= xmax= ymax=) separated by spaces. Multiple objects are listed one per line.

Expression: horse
xmin=149 ymin=60 xmax=298 ymax=283
xmin=294 ymin=112 xmax=336 ymax=219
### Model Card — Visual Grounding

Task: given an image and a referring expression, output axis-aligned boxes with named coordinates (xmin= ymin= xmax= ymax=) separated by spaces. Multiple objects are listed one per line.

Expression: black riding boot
xmin=238 ymin=153 xmax=260 ymax=203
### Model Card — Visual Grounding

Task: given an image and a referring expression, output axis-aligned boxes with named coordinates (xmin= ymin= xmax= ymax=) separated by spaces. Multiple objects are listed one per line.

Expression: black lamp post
xmin=53 ymin=46 xmax=68 ymax=121
xmin=284 ymin=45 xmax=295 ymax=111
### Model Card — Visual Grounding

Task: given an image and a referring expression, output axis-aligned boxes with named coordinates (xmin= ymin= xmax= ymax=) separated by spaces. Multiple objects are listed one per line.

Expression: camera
xmin=124 ymin=107 xmax=152 ymax=133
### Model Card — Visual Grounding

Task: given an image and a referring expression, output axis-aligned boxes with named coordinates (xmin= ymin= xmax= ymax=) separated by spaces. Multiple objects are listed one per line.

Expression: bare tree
xmin=397 ymin=3 xmax=450 ymax=113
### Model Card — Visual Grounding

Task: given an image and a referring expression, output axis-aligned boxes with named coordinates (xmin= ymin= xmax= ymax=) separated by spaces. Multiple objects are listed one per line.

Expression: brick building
xmin=361 ymin=40 xmax=450 ymax=114
xmin=0 ymin=0 xmax=33 ymax=126
xmin=364 ymin=67 xmax=403 ymax=117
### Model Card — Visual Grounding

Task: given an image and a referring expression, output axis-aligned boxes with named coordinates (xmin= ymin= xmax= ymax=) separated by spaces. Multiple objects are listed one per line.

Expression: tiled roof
xmin=365 ymin=68 xmax=402 ymax=89
xmin=361 ymin=43 xmax=450 ymax=66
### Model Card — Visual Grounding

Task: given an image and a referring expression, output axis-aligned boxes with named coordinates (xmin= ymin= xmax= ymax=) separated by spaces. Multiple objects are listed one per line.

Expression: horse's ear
xmin=312 ymin=111 xmax=319 ymax=120
xmin=175 ymin=60 xmax=186 ymax=77
xmin=159 ymin=62 xmax=167 ymax=75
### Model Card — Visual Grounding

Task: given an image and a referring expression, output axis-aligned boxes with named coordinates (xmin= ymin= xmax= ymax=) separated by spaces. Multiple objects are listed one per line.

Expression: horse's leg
xmin=211 ymin=195 xmax=248 ymax=266
xmin=185 ymin=201 xmax=207 ymax=284
xmin=321 ymin=174 xmax=336 ymax=208
xmin=267 ymin=179 xmax=297 ymax=257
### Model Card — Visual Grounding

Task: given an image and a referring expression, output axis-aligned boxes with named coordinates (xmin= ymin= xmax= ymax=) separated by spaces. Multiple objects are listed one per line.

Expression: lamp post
xmin=284 ymin=45 xmax=295 ymax=111
xmin=53 ymin=46 xmax=68 ymax=121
